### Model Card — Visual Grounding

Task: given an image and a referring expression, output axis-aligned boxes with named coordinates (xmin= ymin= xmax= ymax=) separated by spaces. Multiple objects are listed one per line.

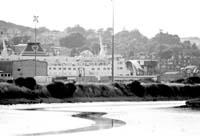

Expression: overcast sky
xmin=0 ymin=0 xmax=200 ymax=38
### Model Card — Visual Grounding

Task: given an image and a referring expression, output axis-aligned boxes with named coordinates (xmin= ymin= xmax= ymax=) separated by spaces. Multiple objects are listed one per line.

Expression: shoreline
xmin=0 ymin=96 xmax=189 ymax=105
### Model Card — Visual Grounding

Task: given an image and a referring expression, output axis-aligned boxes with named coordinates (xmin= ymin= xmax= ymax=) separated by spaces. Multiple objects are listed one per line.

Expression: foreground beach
xmin=1 ymin=101 xmax=198 ymax=136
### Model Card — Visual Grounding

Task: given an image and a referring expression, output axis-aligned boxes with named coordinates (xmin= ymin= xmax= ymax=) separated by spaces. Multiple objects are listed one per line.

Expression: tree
xmin=159 ymin=49 xmax=173 ymax=59
xmin=102 ymin=27 xmax=113 ymax=48
xmin=129 ymin=29 xmax=148 ymax=43
xmin=91 ymin=43 xmax=100 ymax=55
xmin=114 ymin=29 xmax=148 ymax=57
xmin=128 ymin=50 xmax=134 ymax=58
xmin=64 ymin=25 xmax=86 ymax=36
xmin=192 ymin=43 xmax=198 ymax=50
xmin=152 ymin=32 xmax=181 ymax=45
xmin=11 ymin=35 xmax=31 ymax=45
xmin=182 ymin=40 xmax=192 ymax=49
xmin=70 ymin=48 xmax=78 ymax=57
xmin=78 ymin=46 xmax=91 ymax=53
xmin=37 ymin=27 xmax=50 ymax=34
xmin=59 ymin=32 xmax=86 ymax=48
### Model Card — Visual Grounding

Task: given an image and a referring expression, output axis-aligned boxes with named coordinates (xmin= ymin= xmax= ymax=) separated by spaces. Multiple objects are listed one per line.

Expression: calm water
xmin=0 ymin=101 xmax=200 ymax=136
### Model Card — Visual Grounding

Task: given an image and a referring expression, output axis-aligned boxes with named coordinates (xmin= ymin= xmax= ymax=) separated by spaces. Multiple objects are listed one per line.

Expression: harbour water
xmin=0 ymin=101 xmax=200 ymax=136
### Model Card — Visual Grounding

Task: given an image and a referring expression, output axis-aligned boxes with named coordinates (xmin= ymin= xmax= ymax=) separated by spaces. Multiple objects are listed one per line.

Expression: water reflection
xmin=20 ymin=108 xmax=126 ymax=136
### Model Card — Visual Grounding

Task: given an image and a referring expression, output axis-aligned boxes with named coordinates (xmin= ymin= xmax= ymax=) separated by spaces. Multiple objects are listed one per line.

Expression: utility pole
xmin=33 ymin=15 xmax=39 ymax=77
xmin=158 ymin=29 xmax=163 ymax=82
xmin=111 ymin=0 xmax=115 ymax=82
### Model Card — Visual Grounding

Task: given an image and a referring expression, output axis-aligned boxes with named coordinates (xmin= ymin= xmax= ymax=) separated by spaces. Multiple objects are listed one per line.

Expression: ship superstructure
xmin=0 ymin=33 xmax=157 ymax=82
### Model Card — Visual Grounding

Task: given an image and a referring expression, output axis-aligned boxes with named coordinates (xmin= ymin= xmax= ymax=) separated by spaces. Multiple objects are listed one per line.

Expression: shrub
xmin=87 ymin=84 xmax=102 ymax=97
xmin=74 ymin=84 xmax=86 ymax=97
xmin=170 ymin=78 xmax=185 ymax=84
xmin=99 ymin=84 xmax=111 ymax=97
xmin=24 ymin=77 xmax=37 ymax=90
xmin=34 ymin=85 xmax=51 ymax=98
xmin=174 ymin=85 xmax=184 ymax=97
xmin=180 ymin=85 xmax=200 ymax=97
xmin=156 ymin=84 xmax=174 ymax=97
xmin=7 ymin=80 xmax=14 ymax=84
xmin=112 ymin=83 xmax=133 ymax=96
xmin=77 ymin=84 xmax=102 ymax=97
xmin=46 ymin=82 xmax=75 ymax=98
xmin=65 ymin=82 xmax=76 ymax=97
xmin=144 ymin=84 xmax=160 ymax=97
xmin=74 ymin=83 xmax=124 ymax=97
xmin=98 ymin=84 xmax=119 ymax=97
xmin=171 ymin=76 xmax=200 ymax=84
xmin=185 ymin=76 xmax=200 ymax=84
xmin=0 ymin=83 xmax=36 ymax=99
xmin=107 ymin=84 xmax=124 ymax=96
xmin=14 ymin=77 xmax=25 ymax=87
xmin=169 ymin=85 xmax=180 ymax=97
xmin=127 ymin=80 xmax=145 ymax=97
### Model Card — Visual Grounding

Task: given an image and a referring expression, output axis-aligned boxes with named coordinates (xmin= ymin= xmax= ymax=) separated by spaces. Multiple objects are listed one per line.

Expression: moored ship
xmin=0 ymin=33 xmax=158 ymax=83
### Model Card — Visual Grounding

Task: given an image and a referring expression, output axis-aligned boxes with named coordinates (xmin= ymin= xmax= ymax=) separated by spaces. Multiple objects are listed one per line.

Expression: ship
xmin=0 ymin=32 xmax=158 ymax=83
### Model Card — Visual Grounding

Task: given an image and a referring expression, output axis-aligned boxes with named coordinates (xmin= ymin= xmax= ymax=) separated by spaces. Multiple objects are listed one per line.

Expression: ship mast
xmin=0 ymin=31 xmax=9 ymax=57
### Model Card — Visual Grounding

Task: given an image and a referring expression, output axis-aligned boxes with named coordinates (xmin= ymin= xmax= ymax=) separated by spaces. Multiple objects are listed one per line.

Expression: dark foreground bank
xmin=1 ymin=76 xmax=200 ymax=105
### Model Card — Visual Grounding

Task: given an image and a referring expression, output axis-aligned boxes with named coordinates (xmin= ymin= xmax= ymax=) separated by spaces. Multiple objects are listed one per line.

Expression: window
xmin=92 ymin=68 xmax=95 ymax=70
xmin=68 ymin=68 xmax=71 ymax=70
xmin=49 ymin=67 xmax=52 ymax=70
xmin=63 ymin=68 xmax=66 ymax=70
xmin=73 ymin=68 xmax=76 ymax=70
xmin=53 ymin=67 xmax=56 ymax=70
xmin=59 ymin=68 xmax=61 ymax=70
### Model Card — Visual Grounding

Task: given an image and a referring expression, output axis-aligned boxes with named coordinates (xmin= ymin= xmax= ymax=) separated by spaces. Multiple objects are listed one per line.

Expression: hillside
xmin=181 ymin=37 xmax=200 ymax=49
xmin=0 ymin=20 xmax=33 ymax=36
xmin=0 ymin=20 xmax=65 ymax=46
xmin=0 ymin=20 xmax=31 ymax=30
xmin=1 ymin=19 xmax=200 ymax=58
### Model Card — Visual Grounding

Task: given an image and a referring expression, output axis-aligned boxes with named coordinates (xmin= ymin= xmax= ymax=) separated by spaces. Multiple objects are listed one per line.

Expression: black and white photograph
xmin=1 ymin=0 xmax=200 ymax=135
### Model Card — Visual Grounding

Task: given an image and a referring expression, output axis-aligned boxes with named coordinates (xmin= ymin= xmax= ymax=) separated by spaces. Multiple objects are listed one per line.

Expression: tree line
xmin=4 ymin=24 xmax=200 ymax=59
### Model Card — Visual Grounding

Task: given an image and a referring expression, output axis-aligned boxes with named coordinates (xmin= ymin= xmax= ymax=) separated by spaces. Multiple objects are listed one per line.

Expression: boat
xmin=0 ymin=33 xmax=158 ymax=82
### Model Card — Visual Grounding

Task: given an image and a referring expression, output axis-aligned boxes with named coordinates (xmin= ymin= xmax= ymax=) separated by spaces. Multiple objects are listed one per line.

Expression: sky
xmin=0 ymin=0 xmax=200 ymax=38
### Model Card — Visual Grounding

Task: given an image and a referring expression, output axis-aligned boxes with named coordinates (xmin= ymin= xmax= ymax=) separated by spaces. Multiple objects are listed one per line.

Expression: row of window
xmin=0 ymin=73 xmax=11 ymax=77
xmin=51 ymin=62 xmax=112 ymax=66
xmin=49 ymin=67 xmax=75 ymax=70
xmin=48 ymin=67 xmax=116 ymax=71
xmin=48 ymin=67 xmax=125 ymax=71
xmin=48 ymin=72 xmax=113 ymax=76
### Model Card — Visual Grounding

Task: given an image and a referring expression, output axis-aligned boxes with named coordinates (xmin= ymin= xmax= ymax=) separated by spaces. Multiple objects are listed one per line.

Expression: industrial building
xmin=0 ymin=60 xmax=47 ymax=79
